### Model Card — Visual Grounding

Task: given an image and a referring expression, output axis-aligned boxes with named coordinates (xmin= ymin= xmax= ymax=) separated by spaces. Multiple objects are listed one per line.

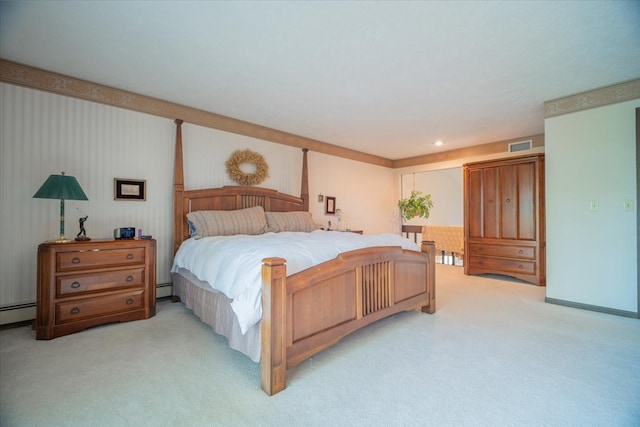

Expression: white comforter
xmin=171 ymin=230 xmax=420 ymax=334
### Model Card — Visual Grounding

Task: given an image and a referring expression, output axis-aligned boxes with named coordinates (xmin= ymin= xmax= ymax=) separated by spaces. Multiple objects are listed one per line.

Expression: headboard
xmin=172 ymin=119 xmax=310 ymax=253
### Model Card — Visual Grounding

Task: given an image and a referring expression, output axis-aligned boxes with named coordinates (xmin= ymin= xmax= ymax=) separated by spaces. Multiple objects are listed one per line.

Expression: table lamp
xmin=33 ymin=171 xmax=88 ymax=243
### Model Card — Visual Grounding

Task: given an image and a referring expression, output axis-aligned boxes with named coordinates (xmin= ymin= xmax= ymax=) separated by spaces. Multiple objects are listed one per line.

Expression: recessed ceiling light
xmin=434 ymin=140 xmax=443 ymax=146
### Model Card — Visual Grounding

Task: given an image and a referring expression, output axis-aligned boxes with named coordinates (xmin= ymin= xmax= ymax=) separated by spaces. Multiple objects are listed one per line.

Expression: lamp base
xmin=48 ymin=237 xmax=74 ymax=244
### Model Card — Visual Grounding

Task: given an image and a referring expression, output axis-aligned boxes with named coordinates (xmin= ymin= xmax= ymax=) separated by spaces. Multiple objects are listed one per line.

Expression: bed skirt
xmin=171 ymin=269 xmax=261 ymax=362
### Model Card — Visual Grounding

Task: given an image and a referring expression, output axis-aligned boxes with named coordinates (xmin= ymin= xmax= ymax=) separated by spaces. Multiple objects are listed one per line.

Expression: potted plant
xmin=398 ymin=190 xmax=433 ymax=221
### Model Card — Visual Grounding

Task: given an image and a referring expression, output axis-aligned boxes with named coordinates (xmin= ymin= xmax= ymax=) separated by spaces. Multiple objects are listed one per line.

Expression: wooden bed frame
xmin=172 ymin=119 xmax=436 ymax=395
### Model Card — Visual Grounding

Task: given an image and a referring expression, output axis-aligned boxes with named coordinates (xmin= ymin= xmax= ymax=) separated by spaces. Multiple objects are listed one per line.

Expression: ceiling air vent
xmin=508 ymin=140 xmax=532 ymax=153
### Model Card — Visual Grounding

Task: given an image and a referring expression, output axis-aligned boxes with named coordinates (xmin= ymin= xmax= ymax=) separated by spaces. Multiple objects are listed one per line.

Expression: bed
xmin=170 ymin=119 xmax=436 ymax=395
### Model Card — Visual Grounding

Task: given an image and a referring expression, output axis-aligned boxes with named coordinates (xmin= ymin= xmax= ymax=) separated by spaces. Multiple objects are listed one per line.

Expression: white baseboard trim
xmin=0 ymin=283 xmax=174 ymax=326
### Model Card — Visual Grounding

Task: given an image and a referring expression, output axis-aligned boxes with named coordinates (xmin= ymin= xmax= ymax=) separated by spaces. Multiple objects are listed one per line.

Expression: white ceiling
xmin=1 ymin=1 xmax=639 ymax=160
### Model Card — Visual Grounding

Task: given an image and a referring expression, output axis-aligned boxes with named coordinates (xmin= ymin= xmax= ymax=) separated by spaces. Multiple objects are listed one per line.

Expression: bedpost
xmin=301 ymin=148 xmax=309 ymax=211
xmin=173 ymin=119 xmax=185 ymax=255
xmin=420 ymin=240 xmax=436 ymax=314
xmin=261 ymin=257 xmax=287 ymax=395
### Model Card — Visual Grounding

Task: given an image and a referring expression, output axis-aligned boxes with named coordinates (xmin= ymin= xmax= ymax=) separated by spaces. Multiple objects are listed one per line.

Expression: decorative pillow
xmin=265 ymin=211 xmax=318 ymax=232
xmin=187 ymin=219 xmax=197 ymax=237
xmin=187 ymin=206 xmax=267 ymax=238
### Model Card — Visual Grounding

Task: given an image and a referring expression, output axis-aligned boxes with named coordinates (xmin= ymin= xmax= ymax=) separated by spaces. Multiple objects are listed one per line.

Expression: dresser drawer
xmin=468 ymin=256 xmax=536 ymax=275
xmin=468 ymin=243 xmax=535 ymax=260
xmin=57 ymin=268 xmax=144 ymax=296
xmin=56 ymin=247 xmax=145 ymax=272
xmin=55 ymin=290 xmax=145 ymax=324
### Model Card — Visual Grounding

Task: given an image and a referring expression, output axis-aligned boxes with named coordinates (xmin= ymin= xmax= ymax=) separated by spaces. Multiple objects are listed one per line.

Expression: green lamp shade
xmin=33 ymin=172 xmax=88 ymax=243
xmin=33 ymin=173 xmax=88 ymax=201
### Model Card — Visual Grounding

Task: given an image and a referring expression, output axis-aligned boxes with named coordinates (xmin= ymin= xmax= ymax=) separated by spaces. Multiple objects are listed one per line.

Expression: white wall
xmin=400 ymin=168 xmax=464 ymax=227
xmin=180 ymin=121 xmax=396 ymax=234
xmin=0 ymin=83 xmax=175 ymax=313
xmin=308 ymin=153 xmax=395 ymax=234
xmin=545 ymin=99 xmax=639 ymax=314
xmin=0 ymin=83 xmax=396 ymax=323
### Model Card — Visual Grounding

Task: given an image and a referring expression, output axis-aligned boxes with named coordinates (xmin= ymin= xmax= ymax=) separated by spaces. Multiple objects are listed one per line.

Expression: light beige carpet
xmin=1 ymin=265 xmax=639 ymax=426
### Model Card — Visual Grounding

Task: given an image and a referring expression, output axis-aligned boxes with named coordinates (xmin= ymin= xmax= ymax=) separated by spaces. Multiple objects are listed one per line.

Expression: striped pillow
xmin=187 ymin=206 xmax=267 ymax=238
xmin=265 ymin=211 xmax=318 ymax=232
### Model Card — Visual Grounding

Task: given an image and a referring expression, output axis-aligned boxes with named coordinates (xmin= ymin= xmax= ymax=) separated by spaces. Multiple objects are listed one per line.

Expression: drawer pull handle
xmin=506 ymin=198 xmax=511 ymax=203
xmin=72 ymin=257 xmax=81 ymax=264
xmin=71 ymin=281 xmax=81 ymax=289
xmin=126 ymin=298 xmax=134 ymax=305
xmin=126 ymin=275 xmax=134 ymax=282
xmin=126 ymin=254 xmax=134 ymax=260
xmin=518 ymin=265 xmax=524 ymax=269
xmin=71 ymin=307 xmax=80 ymax=314
xmin=519 ymin=250 xmax=524 ymax=254
xmin=488 ymin=199 xmax=494 ymax=204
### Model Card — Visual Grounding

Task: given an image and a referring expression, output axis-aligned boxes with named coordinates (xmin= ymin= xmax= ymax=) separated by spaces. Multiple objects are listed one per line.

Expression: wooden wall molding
xmin=544 ymin=79 xmax=640 ymax=118
xmin=2 ymin=58 xmax=553 ymax=169
xmin=0 ymin=58 xmax=392 ymax=168
xmin=393 ymin=134 xmax=545 ymax=168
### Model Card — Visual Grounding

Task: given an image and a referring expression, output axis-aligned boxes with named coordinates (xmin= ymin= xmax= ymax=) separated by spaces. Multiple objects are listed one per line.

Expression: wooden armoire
xmin=463 ymin=154 xmax=545 ymax=286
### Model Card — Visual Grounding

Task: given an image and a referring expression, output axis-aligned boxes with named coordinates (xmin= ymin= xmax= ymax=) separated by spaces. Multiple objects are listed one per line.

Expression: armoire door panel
xmin=500 ymin=165 xmax=517 ymax=239
xmin=467 ymin=169 xmax=484 ymax=238
xmin=517 ymin=162 xmax=536 ymax=240
xmin=482 ymin=168 xmax=499 ymax=239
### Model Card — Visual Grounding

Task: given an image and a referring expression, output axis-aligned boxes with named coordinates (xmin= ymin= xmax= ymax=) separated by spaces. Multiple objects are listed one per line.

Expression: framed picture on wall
xmin=325 ymin=196 xmax=336 ymax=214
xmin=114 ymin=178 xmax=146 ymax=201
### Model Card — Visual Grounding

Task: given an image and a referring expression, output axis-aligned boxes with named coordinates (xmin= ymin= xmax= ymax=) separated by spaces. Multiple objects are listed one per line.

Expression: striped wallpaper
xmin=0 ymin=82 xmax=397 ymax=323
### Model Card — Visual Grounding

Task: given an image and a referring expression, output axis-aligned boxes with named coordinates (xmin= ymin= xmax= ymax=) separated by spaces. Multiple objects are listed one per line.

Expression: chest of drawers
xmin=36 ymin=239 xmax=156 ymax=339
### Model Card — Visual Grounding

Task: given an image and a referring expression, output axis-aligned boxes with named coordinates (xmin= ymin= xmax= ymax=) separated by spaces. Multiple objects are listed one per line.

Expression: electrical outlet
xmin=589 ymin=200 xmax=599 ymax=212
xmin=623 ymin=199 xmax=634 ymax=212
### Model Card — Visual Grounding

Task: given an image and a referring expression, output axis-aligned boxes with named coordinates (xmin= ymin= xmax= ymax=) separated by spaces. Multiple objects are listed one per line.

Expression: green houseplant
xmin=398 ymin=190 xmax=434 ymax=221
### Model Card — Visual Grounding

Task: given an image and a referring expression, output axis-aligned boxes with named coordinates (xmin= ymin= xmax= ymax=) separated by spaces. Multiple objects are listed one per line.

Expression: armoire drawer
xmin=55 ymin=290 xmax=145 ymax=324
xmin=468 ymin=256 xmax=536 ymax=275
xmin=468 ymin=243 xmax=535 ymax=260
xmin=56 ymin=247 xmax=145 ymax=272
xmin=57 ymin=268 xmax=145 ymax=296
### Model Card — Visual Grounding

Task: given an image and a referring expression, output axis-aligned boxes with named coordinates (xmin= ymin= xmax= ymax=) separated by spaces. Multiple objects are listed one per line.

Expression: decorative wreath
xmin=225 ymin=149 xmax=269 ymax=186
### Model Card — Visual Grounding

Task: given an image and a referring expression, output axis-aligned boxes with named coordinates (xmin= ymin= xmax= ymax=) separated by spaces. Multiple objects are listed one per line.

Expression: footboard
xmin=261 ymin=241 xmax=436 ymax=395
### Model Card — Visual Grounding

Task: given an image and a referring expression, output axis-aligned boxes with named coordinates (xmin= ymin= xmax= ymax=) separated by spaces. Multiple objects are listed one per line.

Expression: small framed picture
xmin=325 ymin=196 xmax=336 ymax=214
xmin=114 ymin=178 xmax=146 ymax=201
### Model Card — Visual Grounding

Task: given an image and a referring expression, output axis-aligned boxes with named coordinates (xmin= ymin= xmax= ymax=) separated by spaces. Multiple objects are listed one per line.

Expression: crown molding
xmin=0 ymin=58 xmax=392 ymax=168
xmin=544 ymin=78 xmax=640 ymax=118
xmin=393 ymin=134 xmax=545 ymax=169
xmin=1 ymin=58 xmax=553 ymax=169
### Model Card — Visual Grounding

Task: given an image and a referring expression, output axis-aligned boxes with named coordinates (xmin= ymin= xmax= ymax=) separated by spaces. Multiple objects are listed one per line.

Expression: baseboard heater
xmin=0 ymin=283 xmax=174 ymax=326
